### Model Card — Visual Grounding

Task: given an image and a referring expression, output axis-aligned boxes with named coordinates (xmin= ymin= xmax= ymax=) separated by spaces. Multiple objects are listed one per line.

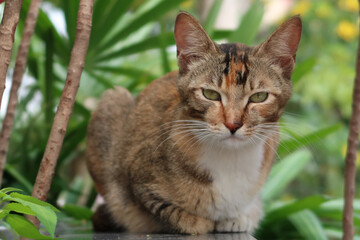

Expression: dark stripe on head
xmin=217 ymin=75 xmax=223 ymax=87
xmin=219 ymin=44 xmax=251 ymax=87
xmin=219 ymin=44 xmax=238 ymax=75
xmin=236 ymin=52 xmax=249 ymax=86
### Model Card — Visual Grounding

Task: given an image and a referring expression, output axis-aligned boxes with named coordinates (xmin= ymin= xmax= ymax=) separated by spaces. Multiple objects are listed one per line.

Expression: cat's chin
xmin=220 ymin=135 xmax=254 ymax=149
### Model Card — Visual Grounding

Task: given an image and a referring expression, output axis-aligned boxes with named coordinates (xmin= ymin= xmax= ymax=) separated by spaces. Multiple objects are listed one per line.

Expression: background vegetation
xmin=0 ymin=0 xmax=359 ymax=239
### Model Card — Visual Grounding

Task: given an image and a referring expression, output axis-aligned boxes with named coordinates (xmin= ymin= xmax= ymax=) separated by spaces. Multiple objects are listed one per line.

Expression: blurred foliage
xmin=0 ymin=0 xmax=359 ymax=238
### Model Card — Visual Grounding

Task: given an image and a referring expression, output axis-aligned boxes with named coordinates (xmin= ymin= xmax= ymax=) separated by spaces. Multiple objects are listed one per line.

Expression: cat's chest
xmin=198 ymin=143 xmax=264 ymax=220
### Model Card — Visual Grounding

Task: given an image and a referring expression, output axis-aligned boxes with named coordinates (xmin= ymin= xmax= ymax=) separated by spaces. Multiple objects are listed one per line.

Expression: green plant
xmin=0 ymin=188 xmax=59 ymax=239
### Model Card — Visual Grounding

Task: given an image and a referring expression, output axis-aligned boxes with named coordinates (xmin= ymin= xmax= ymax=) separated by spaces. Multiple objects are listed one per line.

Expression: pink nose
xmin=224 ymin=122 xmax=243 ymax=134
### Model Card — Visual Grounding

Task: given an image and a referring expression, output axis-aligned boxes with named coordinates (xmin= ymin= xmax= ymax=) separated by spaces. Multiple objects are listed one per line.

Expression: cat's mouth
xmin=222 ymin=134 xmax=247 ymax=142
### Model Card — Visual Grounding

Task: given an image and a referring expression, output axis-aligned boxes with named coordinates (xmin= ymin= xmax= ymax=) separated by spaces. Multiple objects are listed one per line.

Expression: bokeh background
xmin=0 ymin=0 xmax=359 ymax=239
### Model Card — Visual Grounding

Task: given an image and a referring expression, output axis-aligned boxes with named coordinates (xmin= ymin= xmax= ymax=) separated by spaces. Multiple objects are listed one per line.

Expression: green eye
xmin=249 ymin=92 xmax=268 ymax=103
xmin=202 ymin=89 xmax=221 ymax=101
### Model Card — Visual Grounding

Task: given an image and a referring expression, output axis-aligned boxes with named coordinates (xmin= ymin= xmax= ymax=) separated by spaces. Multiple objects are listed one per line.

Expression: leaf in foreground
xmin=6 ymin=214 xmax=53 ymax=240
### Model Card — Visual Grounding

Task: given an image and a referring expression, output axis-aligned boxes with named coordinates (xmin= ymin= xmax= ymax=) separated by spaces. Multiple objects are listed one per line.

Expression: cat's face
xmin=174 ymin=12 xmax=301 ymax=149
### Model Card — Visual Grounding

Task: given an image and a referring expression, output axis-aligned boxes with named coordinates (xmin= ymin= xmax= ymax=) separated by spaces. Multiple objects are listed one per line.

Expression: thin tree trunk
xmin=27 ymin=0 xmax=94 ymax=228
xmin=342 ymin=3 xmax=360 ymax=239
xmin=0 ymin=0 xmax=23 ymax=109
xmin=0 ymin=0 xmax=42 ymax=187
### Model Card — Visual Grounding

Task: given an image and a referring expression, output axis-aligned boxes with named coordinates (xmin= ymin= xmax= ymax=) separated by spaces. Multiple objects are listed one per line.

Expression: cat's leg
xmin=92 ymin=204 xmax=126 ymax=232
xmin=135 ymin=187 xmax=215 ymax=234
xmin=215 ymin=196 xmax=263 ymax=233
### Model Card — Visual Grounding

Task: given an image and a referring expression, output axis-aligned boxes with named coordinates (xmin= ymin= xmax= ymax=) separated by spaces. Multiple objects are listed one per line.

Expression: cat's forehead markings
xmin=219 ymin=43 xmax=250 ymax=89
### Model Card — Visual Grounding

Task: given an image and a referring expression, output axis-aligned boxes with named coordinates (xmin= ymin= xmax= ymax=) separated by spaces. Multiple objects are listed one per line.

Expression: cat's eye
xmin=249 ymin=92 xmax=268 ymax=103
xmin=202 ymin=89 xmax=221 ymax=101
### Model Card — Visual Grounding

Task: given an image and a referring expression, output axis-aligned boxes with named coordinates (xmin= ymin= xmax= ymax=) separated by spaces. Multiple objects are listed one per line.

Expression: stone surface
xmin=57 ymin=233 xmax=256 ymax=240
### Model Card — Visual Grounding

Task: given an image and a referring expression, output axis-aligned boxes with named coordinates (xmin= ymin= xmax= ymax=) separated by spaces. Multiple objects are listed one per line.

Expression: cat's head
xmin=174 ymin=12 xmax=301 ymax=149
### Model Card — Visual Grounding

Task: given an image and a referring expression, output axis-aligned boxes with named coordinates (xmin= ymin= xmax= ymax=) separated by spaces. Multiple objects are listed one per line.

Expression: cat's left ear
xmin=258 ymin=16 xmax=302 ymax=80
xmin=174 ymin=12 xmax=218 ymax=74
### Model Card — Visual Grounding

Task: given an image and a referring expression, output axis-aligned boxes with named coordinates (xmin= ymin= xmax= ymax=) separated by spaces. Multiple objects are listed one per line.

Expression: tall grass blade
xmin=289 ymin=210 xmax=328 ymax=240
xmin=229 ymin=0 xmax=264 ymax=44
xmin=204 ymin=0 xmax=223 ymax=37
xmin=262 ymin=149 xmax=312 ymax=202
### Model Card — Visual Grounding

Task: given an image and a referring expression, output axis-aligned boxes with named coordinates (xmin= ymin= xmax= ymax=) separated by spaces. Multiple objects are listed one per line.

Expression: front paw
xmin=215 ymin=215 xmax=254 ymax=233
xmin=179 ymin=216 xmax=215 ymax=234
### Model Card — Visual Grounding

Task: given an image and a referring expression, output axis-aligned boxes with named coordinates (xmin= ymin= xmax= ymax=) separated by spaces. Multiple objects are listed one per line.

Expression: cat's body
xmin=86 ymin=12 xmax=301 ymax=234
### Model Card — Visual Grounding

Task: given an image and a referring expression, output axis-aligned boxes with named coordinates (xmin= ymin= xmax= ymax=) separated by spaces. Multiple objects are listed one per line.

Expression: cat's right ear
xmin=174 ymin=12 xmax=218 ymax=74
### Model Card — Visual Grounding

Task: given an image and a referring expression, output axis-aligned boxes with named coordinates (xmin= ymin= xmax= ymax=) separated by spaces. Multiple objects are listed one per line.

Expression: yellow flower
xmin=336 ymin=20 xmax=359 ymax=41
xmin=292 ymin=1 xmax=312 ymax=16
xmin=180 ymin=0 xmax=193 ymax=10
xmin=339 ymin=0 xmax=359 ymax=12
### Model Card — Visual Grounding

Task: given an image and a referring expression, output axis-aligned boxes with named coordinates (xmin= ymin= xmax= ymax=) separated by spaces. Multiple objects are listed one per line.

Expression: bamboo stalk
xmin=0 ymin=0 xmax=42 ymax=187
xmin=0 ymin=0 xmax=23 ymax=109
xmin=27 ymin=0 xmax=94 ymax=228
xmin=342 ymin=3 xmax=360 ymax=239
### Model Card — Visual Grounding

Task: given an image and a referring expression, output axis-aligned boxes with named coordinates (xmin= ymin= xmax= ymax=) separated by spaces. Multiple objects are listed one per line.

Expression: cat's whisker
xmin=180 ymin=132 xmax=212 ymax=162
xmin=170 ymin=129 xmax=209 ymax=152
xmin=254 ymin=128 xmax=297 ymax=155
xmin=150 ymin=123 xmax=207 ymax=142
xmin=178 ymin=131 xmax=210 ymax=150
xmin=153 ymin=127 xmax=208 ymax=155
xmin=256 ymin=126 xmax=316 ymax=153
xmin=251 ymin=133 xmax=281 ymax=160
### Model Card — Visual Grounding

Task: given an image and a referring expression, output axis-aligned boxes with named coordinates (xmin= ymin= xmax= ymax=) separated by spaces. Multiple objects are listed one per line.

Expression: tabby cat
xmin=86 ymin=12 xmax=302 ymax=234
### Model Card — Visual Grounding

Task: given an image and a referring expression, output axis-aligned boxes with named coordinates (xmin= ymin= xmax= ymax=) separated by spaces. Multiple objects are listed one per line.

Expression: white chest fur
xmin=198 ymin=141 xmax=265 ymax=220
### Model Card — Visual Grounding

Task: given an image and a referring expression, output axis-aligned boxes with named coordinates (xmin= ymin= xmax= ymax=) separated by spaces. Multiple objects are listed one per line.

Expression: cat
xmin=86 ymin=12 xmax=302 ymax=234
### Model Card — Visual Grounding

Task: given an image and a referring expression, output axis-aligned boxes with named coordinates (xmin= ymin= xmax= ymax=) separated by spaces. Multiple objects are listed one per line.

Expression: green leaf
xmin=159 ymin=21 xmax=171 ymax=74
xmin=98 ymin=0 xmax=184 ymax=53
xmin=229 ymin=0 xmax=264 ymax=44
xmin=0 ymin=210 xmax=10 ymax=219
xmin=204 ymin=0 xmax=223 ymax=37
xmin=94 ymin=32 xmax=175 ymax=63
xmin=94 ymin=66 xmax=158 ymax=81
xmin=44 ymin=29 xmax=55 ymax=132
xmin=5 ymin=214 xmax=53 ymax=240
xmin=263 ymin=195 xmax=328 ymax=225
xmin=59 ymin=120 xmax=89 ymax=161
xmin=9 ymin=192 xmax=59 ymax=212
xmin=61 ymin=0 xmax=79 ymax=48
xmin=90 ymin=0 xmax=134 ymax=48
xmin=0 ymin=187 xmax=23 ymax=194
xmin=318 ymin=198 xmax=360 ymax=211
xmin=262 ymin=149 xmax=312 ymax=202
xmin=292 ymin=57 xmax=316 ymax=85
xmin=278 ymin=124 xmax=342 ymax=156
xmin=324 ymin=228 xmax=360 ymax=240
xmin=4 ymin=164 xmax=33 ymax=193
xmin=4 ymin=203 xmax=36 ymax=216
xmin=289 ymin=210 xmax=328 ymax=240
xmin=315 ymin=199 xmax=360 ymax=228
xmin=7 ymin=193 xmax=59 ymax=238
xmin=62 ymin=204 xmax=93 ymax=220
xmin=315 ymin=209 xmax=360 ymax=228
xmin=213 ymin=30 xmax=232 ymax=40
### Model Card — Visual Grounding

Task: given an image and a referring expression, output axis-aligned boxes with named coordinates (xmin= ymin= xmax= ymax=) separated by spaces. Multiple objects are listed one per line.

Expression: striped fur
xmin=86 ymin=12 xmax=301 ymax=234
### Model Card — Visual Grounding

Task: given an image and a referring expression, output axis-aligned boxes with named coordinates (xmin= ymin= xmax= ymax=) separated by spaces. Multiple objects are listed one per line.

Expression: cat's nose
xmin=224 ymin=122 xmax=243 ymax=134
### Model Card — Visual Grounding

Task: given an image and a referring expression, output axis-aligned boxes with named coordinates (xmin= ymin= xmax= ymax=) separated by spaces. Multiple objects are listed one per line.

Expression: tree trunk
xmin=0 ymin=0 xmax=42 ymax=187
xmin=0 ymin=0 xmax=23 ymax=110
xmin=26 ymin=0 xmax=94 ymax=229
xmin=342 ymin=3 xmax=360 ymax=239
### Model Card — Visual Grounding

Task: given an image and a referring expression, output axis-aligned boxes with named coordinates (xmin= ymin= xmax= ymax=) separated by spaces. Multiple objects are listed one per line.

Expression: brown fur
xmin=86 ymin=12 xmax=301 ymax=234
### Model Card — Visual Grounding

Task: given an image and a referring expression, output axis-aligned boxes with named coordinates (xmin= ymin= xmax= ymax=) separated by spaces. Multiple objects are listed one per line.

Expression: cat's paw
xmin=178 ymin=215 xmax=215 ymax=234
xmin=215 ymin=215 xmax=255 ymax=233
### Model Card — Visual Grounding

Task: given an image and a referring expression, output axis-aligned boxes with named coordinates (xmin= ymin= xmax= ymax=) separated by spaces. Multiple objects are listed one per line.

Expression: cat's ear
xmin=258 ymin=16 xmax=302 ymax=80
xmin=174 ymin=12 xmax=218 ymax=74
